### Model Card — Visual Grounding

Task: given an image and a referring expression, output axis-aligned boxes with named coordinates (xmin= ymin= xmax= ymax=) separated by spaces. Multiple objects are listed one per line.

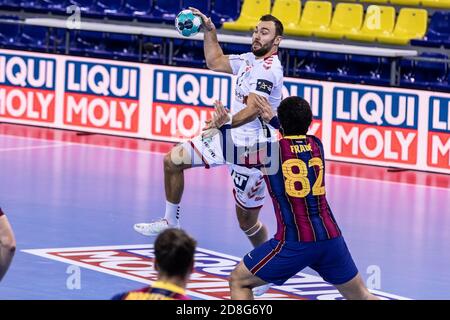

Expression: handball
xmin=175 ymin=9 xmax=202 ymax=37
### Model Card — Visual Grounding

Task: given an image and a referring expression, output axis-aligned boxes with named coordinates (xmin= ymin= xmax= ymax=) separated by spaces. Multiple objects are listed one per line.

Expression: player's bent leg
xmin=335 ymin=273 xmax=380 ymax=300
xmin=164 ymin=144 xmax=195 ymax=205
xmin=134 ymin=144 xmax=196 ymax=236
xmin=135 ymin=133 xmax=227 ymax=236
xmin=0 ymin=212 xmax=16 ymax=282
xmin=230 ymin=166 xmax=268 ymax=247
xmin=229 ymin=261 xmax=268 ymax=300
xmin=236 ymin=205 xmax=268 ymax=248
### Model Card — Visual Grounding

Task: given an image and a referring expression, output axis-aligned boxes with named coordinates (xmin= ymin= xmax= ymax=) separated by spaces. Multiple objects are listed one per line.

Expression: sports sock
xmin=164 ymin=201 xmax=180 ymax=225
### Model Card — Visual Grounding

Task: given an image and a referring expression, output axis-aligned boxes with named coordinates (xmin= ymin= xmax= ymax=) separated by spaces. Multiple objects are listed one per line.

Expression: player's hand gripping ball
xmin=175 ymin=9 xmax=202 ymax=37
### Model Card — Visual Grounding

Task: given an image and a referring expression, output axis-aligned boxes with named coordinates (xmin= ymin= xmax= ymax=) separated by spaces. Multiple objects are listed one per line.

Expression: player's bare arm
xmin=189 ymin=7 xmax=232 ymax=74
xmin=203 ymin=93 xmax=263 ymax=131
xmin=230 ymin=93 xmax=262 ymax=128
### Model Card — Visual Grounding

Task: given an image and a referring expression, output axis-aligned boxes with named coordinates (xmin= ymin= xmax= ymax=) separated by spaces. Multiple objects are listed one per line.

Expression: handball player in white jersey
xmin=134 ymin=10 xmax=284 ymax=250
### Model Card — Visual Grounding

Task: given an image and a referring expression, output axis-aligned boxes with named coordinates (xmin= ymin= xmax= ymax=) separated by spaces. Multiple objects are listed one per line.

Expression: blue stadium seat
xmin=433 ymin=73 xmax=450 ymax=92
xmin=19 ymin=0 xmax=45 ymax=12
xmin=0 ymin=17 xmax=20 ymax=48
xmin=182 ymin=0 xmax=211 ymax=15
xmin=142 ymin=36 xmax=164 ymax=64
xmin=0 ymin=0 xmax=22 ymax=10
xmin=151 ymin=0 xmax=182 ymax=23
xmin=40 ymin=0 xmax=71 ymax=14
xmin=296 ymin=52 xmax=349 ymax=82
xmin=68 ymin=0 xmax=94 ymax=7
xmin=411 ymin=11 xmax=450 ymax=48
xmin=48 ymin=28 xmax=71 ymax=54
xmin=401 ymin=53 xmax=449 ymax=90
xmin=0 ymin=14 xmax=19 ymax=20
xmin=113 ymin=0 xmax=153 ymax=21
xmin=345 ymin=55 xmax=390 ymax=86
xmin=67 ymin=0 xmax=96 ymax=15
xmin=103 ymin=33 xmax=140 ymax=61
xmin=70 ymin=30 xmax=107 ymax=57
xmin=15 ymin=26 xmax=49 ymax=52
xmin=222 ymin=43 xmax=252 ymax=55
xmin=291 ymin=50 xmax=315 ymax=77
xmin=172 ymin=39 xmax=205 ymax=68
xmin=211 ymin=0 xmax=241 ymax=26
xmin=89 ymin=0 xmax=125 ymax=19
xmin=19 ymin=0 xmax=68 ymax=13
xmin=399 ymin=57 xmax=415 ymax=85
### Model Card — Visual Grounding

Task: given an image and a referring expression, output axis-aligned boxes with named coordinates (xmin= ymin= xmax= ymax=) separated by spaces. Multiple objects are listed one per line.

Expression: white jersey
xmin=228 ymin=52 xmax=283 ymax=146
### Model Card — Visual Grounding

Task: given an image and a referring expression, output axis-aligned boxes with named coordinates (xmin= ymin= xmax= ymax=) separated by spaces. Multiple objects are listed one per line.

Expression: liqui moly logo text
xmin=331 ymin=88 xmax=419 ymax=164
xmin=283 ymin=81 xmax=323 ymax=138
xmin=64 ymin=61 xmax=140 ymax=132
xmin=23 ymin=244 xmax=408 ymax=300
xmin=66 ymin=62 xmax=138 ymax=98
xmin=154 ymin=69 xmax=230 ymax=106
xmin=0 ymin=54 xmax=56 ymax=122
xmin=428 ymin=97 xmax=450 ymax=169
xmin=152 ymin=69 xmax=232 ymax=140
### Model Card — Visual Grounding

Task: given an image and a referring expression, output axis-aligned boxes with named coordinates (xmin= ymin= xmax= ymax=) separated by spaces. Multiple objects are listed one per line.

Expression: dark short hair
xmin=277 ymin=96 xmax=313 ymax=136
xmin=260 ymin=14 xmax=284 ymax=36
xmin=154 ymin=228 xmax=197 ymax=277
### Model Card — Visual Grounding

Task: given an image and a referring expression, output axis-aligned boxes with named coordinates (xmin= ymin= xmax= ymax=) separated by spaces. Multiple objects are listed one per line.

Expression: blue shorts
xmin=243 ymin=236 xmax=358 ymax=286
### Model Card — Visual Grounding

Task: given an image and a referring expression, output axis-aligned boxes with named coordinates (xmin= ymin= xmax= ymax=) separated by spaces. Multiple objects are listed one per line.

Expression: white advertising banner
xmin=0 ymin=49 xmax=449 ymax=174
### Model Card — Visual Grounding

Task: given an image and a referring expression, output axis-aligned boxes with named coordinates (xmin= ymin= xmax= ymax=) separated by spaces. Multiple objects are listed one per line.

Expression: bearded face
xmin=251 ymin=21 xmax=280 ymax=57
xmin=252 ymin=37 xmax=276 ymax=57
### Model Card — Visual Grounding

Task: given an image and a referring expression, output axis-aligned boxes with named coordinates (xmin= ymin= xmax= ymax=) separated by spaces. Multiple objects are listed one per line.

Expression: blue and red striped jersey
xmin=220 ymin=123 xmax=341 ymax=242
xmin=264 ymin=134 xmax=341 ymax=242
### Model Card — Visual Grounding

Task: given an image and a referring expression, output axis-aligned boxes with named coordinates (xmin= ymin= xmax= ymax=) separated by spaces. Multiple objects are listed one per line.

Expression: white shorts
xmin=182 ymin=133 xmax=266 ymax=209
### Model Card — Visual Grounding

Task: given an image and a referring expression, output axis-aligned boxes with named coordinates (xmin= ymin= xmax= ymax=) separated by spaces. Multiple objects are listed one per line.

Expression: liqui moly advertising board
xmin=0 ymin=49 xmax=449 ymax=174
xmin=0 ymin=53 xmax=56 ymax=123
xmin=331 ymin=86 xmax=419 ymax=167
xmin=64 ymin=60 xmax=140 ymax=134
xmin=150 ymin=67 xmax=232 ymax=141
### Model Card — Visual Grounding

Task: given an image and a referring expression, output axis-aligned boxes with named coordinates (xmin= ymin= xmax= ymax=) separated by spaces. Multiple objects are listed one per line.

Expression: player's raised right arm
xmin=189 ymin=7 xmax=232 ymax=74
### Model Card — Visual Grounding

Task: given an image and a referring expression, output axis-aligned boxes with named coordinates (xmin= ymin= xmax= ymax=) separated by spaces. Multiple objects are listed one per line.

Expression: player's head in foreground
xmin=155 ymin=228 xmax=197 ymax=284
xmin=252 ymin=15 xmax=284 ymax=57
xmin=277 ymin=96 xmax=313 ymax=136
xmin=112 ymin=228 xmax=196 ymax=300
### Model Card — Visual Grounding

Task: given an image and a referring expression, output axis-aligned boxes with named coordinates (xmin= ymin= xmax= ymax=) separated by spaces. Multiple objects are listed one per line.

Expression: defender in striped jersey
xmin=214 ymin=96 xmax=379 ymax=300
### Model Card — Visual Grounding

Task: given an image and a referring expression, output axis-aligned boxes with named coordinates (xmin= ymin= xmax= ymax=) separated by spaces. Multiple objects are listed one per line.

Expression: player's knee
xmin=236 ymin=208 xmax=259 ymax=231
xmin=163 ymin=152 xmax=173 ymax=169
xmin=238 ymin=216 xmax=261 ymax=236
xmin=164 ymin=152 xmax=180 ymax=173
xmin=165 ymin=145 xmax=191 ymax=172
xmin=239 ymin=219 xmax=254 ymax=232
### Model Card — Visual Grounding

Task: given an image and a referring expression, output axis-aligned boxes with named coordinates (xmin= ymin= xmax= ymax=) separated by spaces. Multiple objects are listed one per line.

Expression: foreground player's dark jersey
xmin=112 ymin=281 xmax=189 ymax=300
